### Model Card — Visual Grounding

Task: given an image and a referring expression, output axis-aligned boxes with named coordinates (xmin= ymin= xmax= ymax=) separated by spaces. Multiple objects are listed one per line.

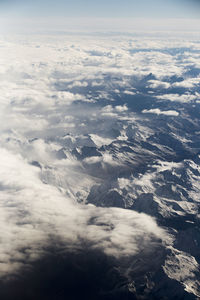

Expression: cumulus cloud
xmin=148 ymin=80 xmax=171 ymax=89
xmin=155 ymin=93 xmax=199 ymax=103
xmin=115 ymin=104 xmax=128 ymax=112
xmin=172 ymin=78 xmax=200 ymax=89
xmin=0 ymin=34 xmax=175 ymax=278
xmin=0 ymin=147 xmax=169 ymax=277
xmin=142 ymin=108 xmax=179 ymax=116
xmin=124 ymin=90 xmax=136 ymax=95
xmin=0 ymin=33 xmax=199 ymax=290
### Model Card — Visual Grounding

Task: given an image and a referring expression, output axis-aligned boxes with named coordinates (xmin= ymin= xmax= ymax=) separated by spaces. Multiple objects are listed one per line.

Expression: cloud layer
xmin=0 ymin=32 xmax=200 ymax=298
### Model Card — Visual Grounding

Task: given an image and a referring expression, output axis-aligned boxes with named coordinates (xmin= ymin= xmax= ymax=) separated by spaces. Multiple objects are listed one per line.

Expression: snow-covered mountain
xmin=0 ymin=33 xmax=200 ymax=299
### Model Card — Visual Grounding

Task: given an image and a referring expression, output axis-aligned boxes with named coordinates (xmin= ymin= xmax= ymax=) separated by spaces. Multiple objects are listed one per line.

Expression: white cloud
xmin=0 ymin=33 xmax=199 ymax=289
xmin=0 ymin=147 xmax=169 ymax=276
xmin=155 ymin=93 xmax=199 ymax=103
xmin=124 ymin=90 xmax=136 ymax=95
xmin=115 ymin=104 xmax=128 ymax=112
xmin=172 ymin=78 xmax=200 ymax=89
xmin=142 ymin=108 xmax=179 ymax=116
xmin=148 ymin=80 xmax=171 ymax=89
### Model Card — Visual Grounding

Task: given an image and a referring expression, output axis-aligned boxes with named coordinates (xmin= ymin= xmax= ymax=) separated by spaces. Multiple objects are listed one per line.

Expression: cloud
xmin=0 ymin=147 xmax=169 ymax=277
xmin=142 ymin=108 xmax=179 ymax=116
xmin=0 ymin=34 xmax=175 ymax=279
xmin=155 ymin=93 xmax=199 ymax=103
xmin=0 ymin=33 xmax=200 ymax=297
xmin=124 ymin=90 xmax=136 ymax=95
xmin=148 ymin=80 xmax=171 ymax=89
xmin=115 ymin=104 xmax=128 ymax=112
xmin=100 ymin=105 xmax=128 ymax=118
xmin=172 ymin=78 xmax=200 ymax=89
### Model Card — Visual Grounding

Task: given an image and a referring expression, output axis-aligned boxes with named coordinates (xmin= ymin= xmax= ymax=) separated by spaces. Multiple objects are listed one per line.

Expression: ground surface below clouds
xmin=0 ymin=33 xmax=200 ymax=299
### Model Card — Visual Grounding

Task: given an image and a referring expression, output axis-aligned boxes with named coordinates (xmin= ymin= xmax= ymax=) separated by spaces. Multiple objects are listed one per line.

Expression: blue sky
xmin=0 ymin=0 xmax=199 ymax=33
xmin=1 ymin=0 xmax=200 ymax=18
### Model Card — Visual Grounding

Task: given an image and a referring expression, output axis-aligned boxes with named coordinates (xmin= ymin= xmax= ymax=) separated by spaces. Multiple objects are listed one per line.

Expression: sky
xmin=0 ymin=0 xmax=199 ymax=18
xmin=0 ymin=0 xmax=199 ymax=35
